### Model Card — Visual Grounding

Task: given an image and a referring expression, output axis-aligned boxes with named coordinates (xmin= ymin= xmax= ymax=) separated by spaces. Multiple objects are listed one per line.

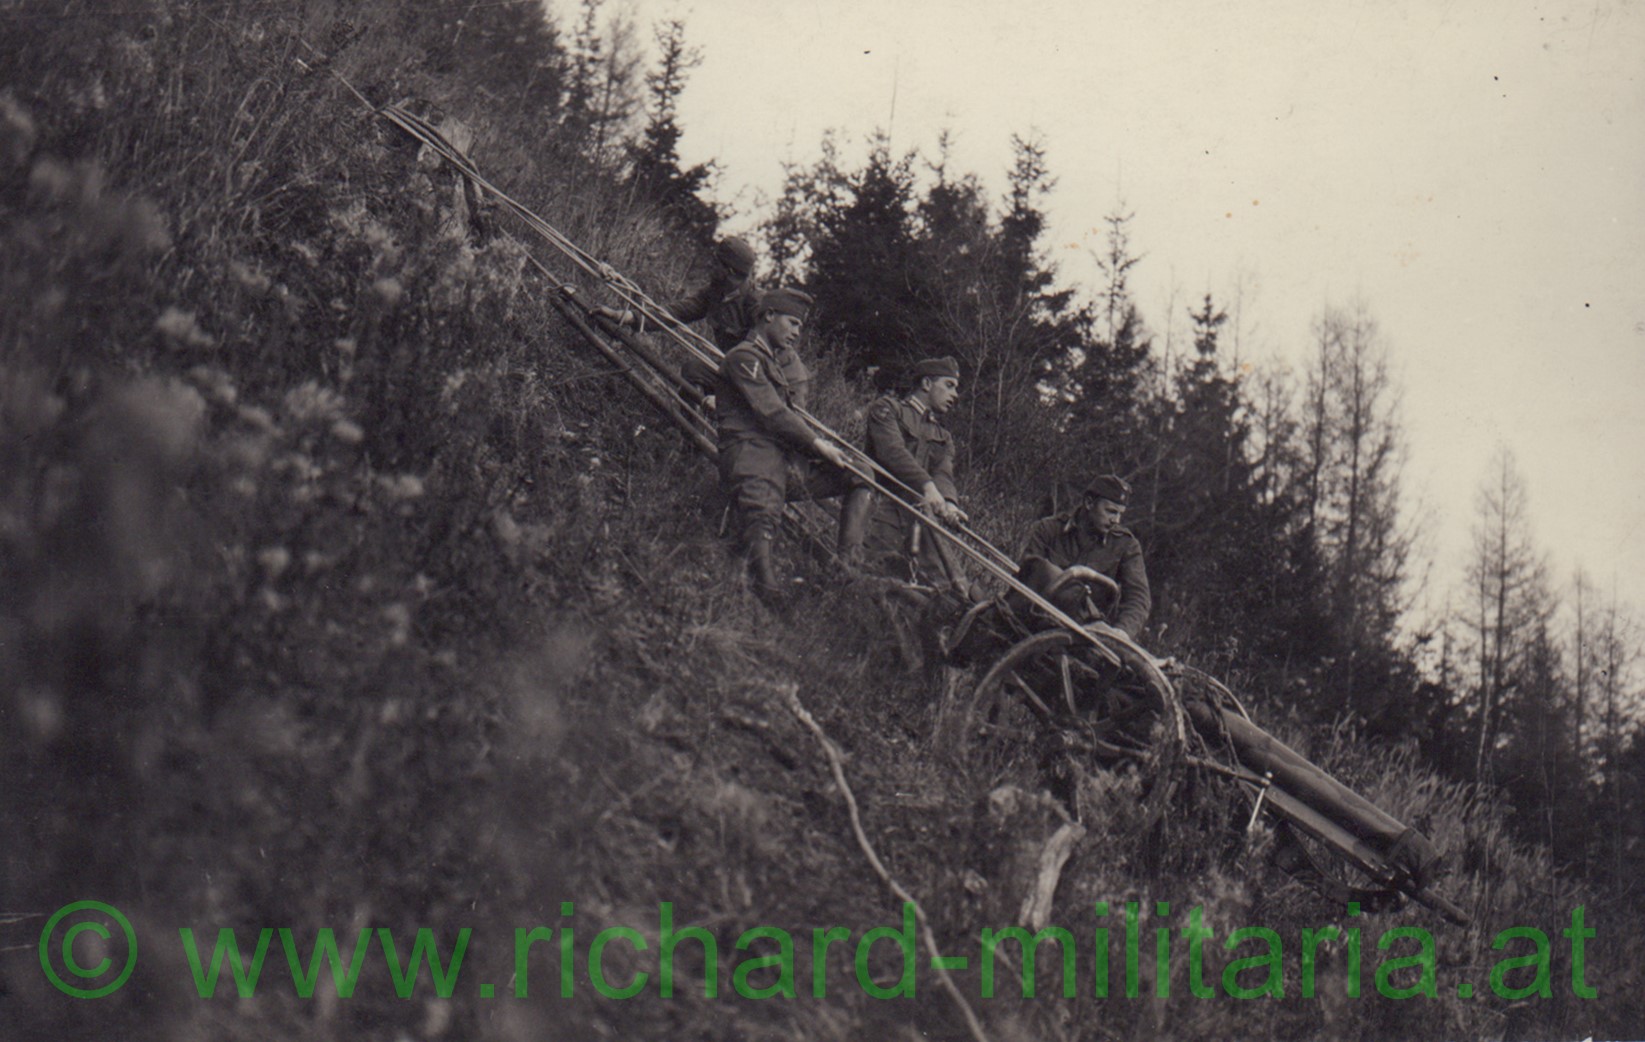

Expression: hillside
xmin=2 ymin=3 xmax=1642 ymax=1040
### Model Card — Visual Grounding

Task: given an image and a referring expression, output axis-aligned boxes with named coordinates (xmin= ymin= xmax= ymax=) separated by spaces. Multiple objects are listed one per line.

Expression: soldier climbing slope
xmin=838 ymin=356 xmax=969 ymax=589
xmin=1017 ymin=473 xmax=1152 ymax=638
xmin=594 ymin=235 xmax=760 ymax=349
xmin=714 ymin=288 xmax=856 ymax=599
xmin=591 ymin=236 xmax=811 ymax=409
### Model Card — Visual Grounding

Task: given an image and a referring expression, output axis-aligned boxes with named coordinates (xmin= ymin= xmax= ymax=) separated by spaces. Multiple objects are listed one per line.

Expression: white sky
xmin=616 ymin=0 xmax=1645 ymax=622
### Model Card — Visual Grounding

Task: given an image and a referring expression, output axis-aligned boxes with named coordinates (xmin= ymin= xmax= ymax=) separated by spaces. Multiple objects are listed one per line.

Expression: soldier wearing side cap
xmin=594 ymin=236 xmax=811 ymax=409
xmin=1017 ymin=473 xmax=1152 ymax=638
xmin=595 ymin=236 xmax=760 ymax=349
xmin=715 ymin=287 xmax=856 ymax=597
xmin=838 ymin=356 xmax=968 ymax=585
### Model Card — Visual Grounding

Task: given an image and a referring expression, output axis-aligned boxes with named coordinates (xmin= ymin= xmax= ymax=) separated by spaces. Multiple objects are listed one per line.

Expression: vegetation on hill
xmin=2 ymin=1 xmax=1641 ymax=1038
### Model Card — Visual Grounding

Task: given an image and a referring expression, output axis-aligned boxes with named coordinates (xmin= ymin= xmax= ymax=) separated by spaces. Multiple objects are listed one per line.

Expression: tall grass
xmin=1 ymin=2 xmax=1638 ymax=1039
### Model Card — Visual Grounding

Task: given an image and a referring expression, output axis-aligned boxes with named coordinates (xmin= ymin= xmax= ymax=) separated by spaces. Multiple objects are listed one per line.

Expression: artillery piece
xmin=936 ymin=560 xmax=1470 ymax=926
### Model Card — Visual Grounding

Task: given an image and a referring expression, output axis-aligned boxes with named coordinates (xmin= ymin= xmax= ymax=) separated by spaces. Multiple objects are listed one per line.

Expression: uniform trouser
xmin=859 ymin=495 xmax=954 ymax=581
xmin=718 ymin=435 xmax=856 ymax=543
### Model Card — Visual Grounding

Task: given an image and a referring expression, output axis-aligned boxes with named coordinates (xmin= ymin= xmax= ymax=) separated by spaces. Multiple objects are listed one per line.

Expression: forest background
xmin=1 ymin=0 xmax=1641 ymax=1039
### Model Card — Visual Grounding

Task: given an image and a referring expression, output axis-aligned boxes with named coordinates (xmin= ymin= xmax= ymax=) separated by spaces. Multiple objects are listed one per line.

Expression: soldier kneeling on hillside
xmin=715 ymin=288 xmax=857 ymax=600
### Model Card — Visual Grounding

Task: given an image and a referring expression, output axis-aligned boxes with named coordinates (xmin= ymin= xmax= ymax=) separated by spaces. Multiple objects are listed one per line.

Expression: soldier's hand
xmin=919 ymin=482 xmax=947 ymax=516
xmin=938 ymin=501 xmax=968 ymax=525
xmin=813 ymin=438 xmax=848 ymax=469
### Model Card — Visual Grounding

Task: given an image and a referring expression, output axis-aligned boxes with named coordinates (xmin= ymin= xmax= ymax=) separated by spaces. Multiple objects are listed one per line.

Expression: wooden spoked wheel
xmin=963 ymin=627 xmax=1174 ymax=785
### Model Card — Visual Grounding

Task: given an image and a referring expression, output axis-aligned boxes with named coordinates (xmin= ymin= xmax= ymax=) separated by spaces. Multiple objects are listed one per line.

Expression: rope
xmin=336 ymin=74 xmax=1183 ymax=703
xmin=377 ymin=100 xmax=1018 ymax=566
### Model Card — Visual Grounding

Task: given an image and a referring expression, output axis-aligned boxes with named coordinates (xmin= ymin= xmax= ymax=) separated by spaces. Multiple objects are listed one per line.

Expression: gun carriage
xmin=929 ymin=561 xmax=1469 ymax=925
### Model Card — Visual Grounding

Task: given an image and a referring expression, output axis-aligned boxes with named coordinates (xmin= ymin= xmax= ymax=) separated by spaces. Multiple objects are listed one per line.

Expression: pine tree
xmin=560 ymin=0 xmax=642 ymax=169
xmin=1050 ymin=206 xmax=1156 ymax=480
xmin=912 ymin=134 xmax=1090 ymax=468
xmin=801 ymin=131 xmax=921 ymax=370
xmin=1148 ymin=293 xmax=1258 ymax=653
xmin=625 ymin=18 xmax=718 ymax=244
xmin=1298 ymin=301 xmax=1415 ymax=719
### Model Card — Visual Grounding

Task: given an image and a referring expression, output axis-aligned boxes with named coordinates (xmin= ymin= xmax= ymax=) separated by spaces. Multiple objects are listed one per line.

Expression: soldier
xmin=593 ymin=236 xmax=810 ymax=410
xmin=1017 ymin=473 xmax=1151 ymax=638
xmin=594 ymin=236 xmax=760 ymax=350
xmin=716 ymin=287 xmax=855 ymax=598
xmin=838 ymin=356 xmax=968 ymax=585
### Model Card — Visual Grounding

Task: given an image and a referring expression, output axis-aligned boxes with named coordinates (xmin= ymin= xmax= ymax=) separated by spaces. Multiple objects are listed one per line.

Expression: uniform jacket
xmin=1018 ymin=512 xmax=1152 ymax=637
xmin=665 ymin=278 xmax=760 ymax=351
xmin=715 ymin=335 xmax=815 ymax=448
xmin=864 ymin=394 xmax=957 ymax=503
xmin=675 ymin=280 xmax=810 ymax=408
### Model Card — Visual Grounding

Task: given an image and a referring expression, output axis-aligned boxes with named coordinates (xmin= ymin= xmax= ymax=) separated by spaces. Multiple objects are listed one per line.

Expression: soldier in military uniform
xmin=594 ymin=236 xmax=760 ymax=349
xmin=593 ymin=236 xmax=811 ymax=410
xmin=715 ymin=287 xmax=854 ymax=597
xmin=838 ymin=357 xmax=968 ymax=585
xmin=1017 ymin=473 xmax=1151 ymax=638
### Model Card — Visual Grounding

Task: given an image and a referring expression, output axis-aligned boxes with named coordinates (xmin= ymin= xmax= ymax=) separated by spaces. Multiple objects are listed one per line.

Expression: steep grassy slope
xmin=2 ymin=6 xmax=1641 ymax=1040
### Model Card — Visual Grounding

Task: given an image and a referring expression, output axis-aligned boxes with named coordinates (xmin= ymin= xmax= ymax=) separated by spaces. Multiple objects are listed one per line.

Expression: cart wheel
xmin=963 ymin=627 xmax=1175 ymax=784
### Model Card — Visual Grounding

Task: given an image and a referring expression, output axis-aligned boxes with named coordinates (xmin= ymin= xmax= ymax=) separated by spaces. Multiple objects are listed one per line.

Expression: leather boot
xmin=747 ymin=528 xmax=782 ymax=601
xmin=835 ymin=486 xmax=876 ymax=576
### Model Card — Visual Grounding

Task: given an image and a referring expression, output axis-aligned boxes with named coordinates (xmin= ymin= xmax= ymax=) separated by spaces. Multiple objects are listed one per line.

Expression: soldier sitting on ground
xmin=838 ymin=356 xmax=970 ymax=589
xmin=714 ymin=288 xmax=857 ymax=600
xmin=1016 ymin=473 xmax=1151 ymax=639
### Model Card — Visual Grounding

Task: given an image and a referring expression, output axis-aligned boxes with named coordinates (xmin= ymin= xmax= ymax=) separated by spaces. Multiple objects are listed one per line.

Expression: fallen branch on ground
xmin=779 ymin=683 xmax=991 ymax=1042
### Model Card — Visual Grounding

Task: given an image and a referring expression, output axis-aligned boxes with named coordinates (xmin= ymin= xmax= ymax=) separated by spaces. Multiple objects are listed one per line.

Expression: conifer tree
xmin=1049 ymin=206 xmax=1156 ymax=484
xmin=1298 ymin=301 xmax=1413 ymax=718
xmin=1461 ymin=447 xmax=1552 ymax=783
xmin=801 ymin=131 xmax=921 ymax=370
xmin=626 ymin=18 xmax=718 ymax=244
xmin=560 ymin=0 xmax=641 ymax=169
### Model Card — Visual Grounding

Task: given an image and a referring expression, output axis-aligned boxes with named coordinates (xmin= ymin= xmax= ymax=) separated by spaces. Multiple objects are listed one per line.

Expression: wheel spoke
xmin=1008 ymin=673 xmax=1054 ymax=718
xmin=1058 ymin=652 xmax=1077 ymax=715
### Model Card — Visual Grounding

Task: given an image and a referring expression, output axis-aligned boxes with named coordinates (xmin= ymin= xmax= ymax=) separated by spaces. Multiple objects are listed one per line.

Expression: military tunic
xmin=671 ymin=280 xmax=815 ymax=407
xmin=864 ymin=395 xmax=957 ymax=502
xmin=1018 ymin=513 xmax=1152 ymax=637
xmin=663 ymin=277 xmax=763 ymax=395
xmin=714 ymin=336 xmax=849 ymax=540
xmin=654 ymin=276 xmax=761 ymax=351
xmin=859 ymin=394 xmax=960 ymax=577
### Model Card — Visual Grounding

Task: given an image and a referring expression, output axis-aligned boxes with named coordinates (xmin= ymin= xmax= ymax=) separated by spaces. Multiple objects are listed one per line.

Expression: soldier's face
xmin=766 ymin=312 xmax=804 ymax=352
xmin=925 ymin=376 xmax=960 ymax=414
xmin=1085 ymin=497 xmax=1124 ymax=535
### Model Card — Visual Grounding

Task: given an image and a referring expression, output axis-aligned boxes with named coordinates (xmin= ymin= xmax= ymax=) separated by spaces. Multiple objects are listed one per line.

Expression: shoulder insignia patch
xmin=738 ymin=358 xmax=761 ymax=382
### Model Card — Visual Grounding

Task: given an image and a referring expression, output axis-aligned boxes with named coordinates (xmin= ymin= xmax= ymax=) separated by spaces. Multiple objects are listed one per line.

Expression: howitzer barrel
xmin=1187 ymin=701 xmax=1439 ymax=884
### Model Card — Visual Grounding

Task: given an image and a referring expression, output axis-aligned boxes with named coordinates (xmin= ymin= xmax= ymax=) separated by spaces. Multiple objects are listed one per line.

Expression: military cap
xmin=911 ymin=356 xmax=961 ymax=380
xmin=714 ymin=236 xmax=757 ymax=276
xmin=1084 ymin=473 xmax=1131 ymax=506
xmin=756 ymin=287 xmax=814 ymax=320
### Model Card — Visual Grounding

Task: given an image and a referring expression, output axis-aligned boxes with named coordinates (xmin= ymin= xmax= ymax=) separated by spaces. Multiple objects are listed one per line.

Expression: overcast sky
xmin=618 ymin=0 xmax=1645 ymax=623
